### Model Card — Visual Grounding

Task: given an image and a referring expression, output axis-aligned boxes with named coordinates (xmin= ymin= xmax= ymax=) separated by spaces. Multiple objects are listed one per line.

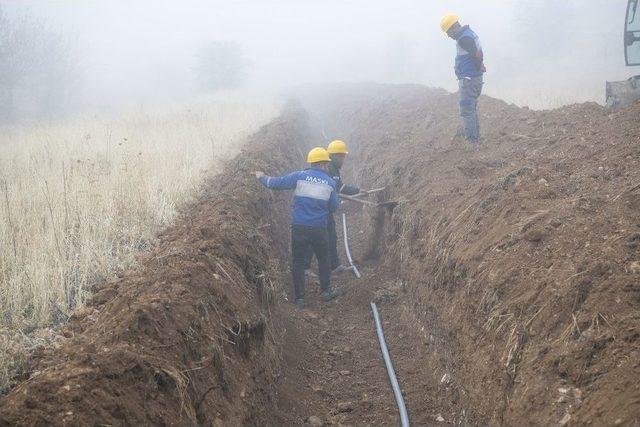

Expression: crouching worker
xmin=254 ymin=147 xmax=339 ymax=308
xmin=305 ymin=140 xmax=360 ymax=276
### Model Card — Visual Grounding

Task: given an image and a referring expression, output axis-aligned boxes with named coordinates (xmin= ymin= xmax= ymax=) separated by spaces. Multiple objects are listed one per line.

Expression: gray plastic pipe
xmin=370 ymin=302 xmax=410 ymax=427
xmin=341 ymin=212 xmax=361 ymax=278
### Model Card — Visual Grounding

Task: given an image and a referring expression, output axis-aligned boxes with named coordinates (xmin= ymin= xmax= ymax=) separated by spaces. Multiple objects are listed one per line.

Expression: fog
xmin=2 ymin=0 xmax=635 ymax=116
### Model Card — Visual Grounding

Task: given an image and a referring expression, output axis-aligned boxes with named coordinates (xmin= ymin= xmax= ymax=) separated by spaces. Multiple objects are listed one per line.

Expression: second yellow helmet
xmin=327 ymin=140 xmax=349 ymax=154
xmin=440 ymin=13 xmax=459 ymax=33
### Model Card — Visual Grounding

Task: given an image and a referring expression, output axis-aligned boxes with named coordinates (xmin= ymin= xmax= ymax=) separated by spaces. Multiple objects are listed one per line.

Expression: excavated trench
xmin=1 ymin=84 xmax=640 ymax=426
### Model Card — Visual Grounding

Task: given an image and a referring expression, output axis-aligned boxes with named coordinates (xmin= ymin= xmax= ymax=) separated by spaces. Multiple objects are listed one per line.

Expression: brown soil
xmin=0 ymin=107 xmax=309 ymax=426
xmin=1 ymin=85 xmax=640 ymax=426
xmin=301 ymin=83 xmax=640 ymax=426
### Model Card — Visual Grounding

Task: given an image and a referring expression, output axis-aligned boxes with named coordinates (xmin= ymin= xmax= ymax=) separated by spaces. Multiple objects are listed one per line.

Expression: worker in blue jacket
xmin=441 ymin=14 xmax=486 ymax=145
xmin=255 ymin=147 xmax=339 ymax=308
xmin=304 ymin=140 xmax=360 ymax=277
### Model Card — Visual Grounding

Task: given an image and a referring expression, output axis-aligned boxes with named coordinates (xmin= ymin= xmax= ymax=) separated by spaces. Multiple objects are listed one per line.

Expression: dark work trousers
xmin=303 ymin=214 xmax=340 ymax=270
xmin=291 ymin=224 xmax=331 ymax=301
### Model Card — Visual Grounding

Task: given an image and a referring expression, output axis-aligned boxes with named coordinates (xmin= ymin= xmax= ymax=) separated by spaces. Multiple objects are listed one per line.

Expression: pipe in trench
xmin=341 ymin=212 xmax=361 ymax=278
xmin=370 ymin=302 xmax=410 ymax=427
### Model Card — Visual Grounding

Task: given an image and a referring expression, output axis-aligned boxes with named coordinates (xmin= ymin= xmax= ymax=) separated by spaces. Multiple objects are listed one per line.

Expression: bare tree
xmin=193 ymin=41 xmax=249 ymax=93
xmin=0 ymin=6 xmax=78 ymax=122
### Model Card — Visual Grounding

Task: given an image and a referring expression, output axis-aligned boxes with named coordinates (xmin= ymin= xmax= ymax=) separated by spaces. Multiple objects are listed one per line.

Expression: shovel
xmin=339 ymin=193 xmax=401 ymax=209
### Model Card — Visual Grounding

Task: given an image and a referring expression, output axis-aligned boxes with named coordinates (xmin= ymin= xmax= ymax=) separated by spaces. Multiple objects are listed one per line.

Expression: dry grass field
xmin=0 ymin=94 xmax=278 ymax=392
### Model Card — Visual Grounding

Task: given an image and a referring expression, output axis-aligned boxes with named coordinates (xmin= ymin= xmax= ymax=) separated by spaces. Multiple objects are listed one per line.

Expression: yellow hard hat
xmin=440 ymin=13 xmax=459 ymax=33
xmin=327 ymin=140 xmax=349 ymax=154
xmin=307 ymin=147 xmax=331 ymax=163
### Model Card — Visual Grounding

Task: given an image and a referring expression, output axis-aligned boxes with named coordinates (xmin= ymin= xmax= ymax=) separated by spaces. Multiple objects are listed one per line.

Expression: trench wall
xmin=0 ymin=107 xmax=311 ymax=426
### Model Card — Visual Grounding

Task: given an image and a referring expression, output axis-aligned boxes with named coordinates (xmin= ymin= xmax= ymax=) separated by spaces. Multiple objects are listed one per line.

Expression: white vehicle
xmin=606 ymin=0 xmax=640 ymax=107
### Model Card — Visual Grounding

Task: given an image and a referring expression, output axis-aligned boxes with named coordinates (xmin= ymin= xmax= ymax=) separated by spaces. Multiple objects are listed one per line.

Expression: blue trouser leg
xmin=458 ymin=76 xmax=483 ymax=142
xmin=459 ymin=96 xmax=477 ymax=141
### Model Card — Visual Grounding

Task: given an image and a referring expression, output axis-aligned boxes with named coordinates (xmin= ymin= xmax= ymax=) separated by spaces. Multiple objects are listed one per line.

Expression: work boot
xmin=295 ymin=298 xmax=306 ymax=309
xmin=321 ymin=289 xmax=338 ymax=302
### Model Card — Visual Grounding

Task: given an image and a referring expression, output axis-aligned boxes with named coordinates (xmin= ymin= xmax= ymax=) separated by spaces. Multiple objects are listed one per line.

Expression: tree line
xmin=0 ymin=5 xmax=250 ymax=124
xmin=0 ymin=6 xmax=79 ymax=123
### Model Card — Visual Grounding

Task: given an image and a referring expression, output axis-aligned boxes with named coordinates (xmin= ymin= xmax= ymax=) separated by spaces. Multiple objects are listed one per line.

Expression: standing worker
xmin=255 ymin=147 xmax=339 ymax=308
xmin=440 ymin=14 xmax=486 ymax=145
xmin=304 ymin=140 xmax=360 ymax=276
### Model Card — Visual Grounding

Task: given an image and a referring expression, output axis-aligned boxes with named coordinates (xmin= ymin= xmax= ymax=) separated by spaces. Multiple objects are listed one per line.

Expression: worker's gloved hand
xmin=254 ymin=171 xmax=265 ymax=179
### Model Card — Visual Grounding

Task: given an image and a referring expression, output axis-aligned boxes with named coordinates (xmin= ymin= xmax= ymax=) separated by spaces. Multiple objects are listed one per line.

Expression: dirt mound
xmin=2 ymin=84 xmax=639 ymax=426
xmin=0 ymin=108 xmax=309 ymax=426
xmin=302 ymin=84 xmax=640 ymax=425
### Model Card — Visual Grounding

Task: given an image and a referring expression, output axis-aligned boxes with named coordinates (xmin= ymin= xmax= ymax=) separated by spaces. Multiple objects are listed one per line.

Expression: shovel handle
xmin=364 ymin=187 xmax=387 ymax=194
xmin=339 ymin=194 xmax=378 ymax=206
xmin=354 ymin=187 xmax=386 ymax=197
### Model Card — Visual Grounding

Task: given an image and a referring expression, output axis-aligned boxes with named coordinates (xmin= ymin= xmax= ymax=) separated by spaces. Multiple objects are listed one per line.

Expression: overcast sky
xmin=4 ymin=0 xmax=634 ymax=109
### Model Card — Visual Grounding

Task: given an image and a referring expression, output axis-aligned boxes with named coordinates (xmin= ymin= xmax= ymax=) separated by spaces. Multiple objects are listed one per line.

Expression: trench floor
xmin=273 ymin=212 xmax=455 ymax=426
